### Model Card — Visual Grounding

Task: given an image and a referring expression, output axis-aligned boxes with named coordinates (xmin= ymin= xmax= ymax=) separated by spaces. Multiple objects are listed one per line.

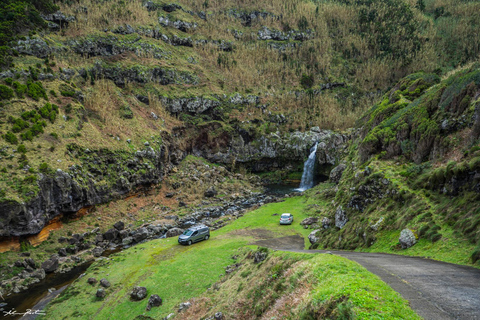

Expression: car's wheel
xmin=188 ymin=240 xmax=192 ymax=246
xmin=205 ymin=235 xmax=209 ymax=240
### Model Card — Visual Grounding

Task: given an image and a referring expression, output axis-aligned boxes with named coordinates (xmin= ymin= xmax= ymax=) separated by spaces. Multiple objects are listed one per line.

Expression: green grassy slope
xmin=41 ymin=196 xmax=419 ymax=319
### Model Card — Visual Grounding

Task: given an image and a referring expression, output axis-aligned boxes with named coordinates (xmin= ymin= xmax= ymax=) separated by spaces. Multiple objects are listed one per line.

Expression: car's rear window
xmin=183 ymin=230 xmax=193 ymax=236
xmin=281 ymin=214 xmax=291 ymax=218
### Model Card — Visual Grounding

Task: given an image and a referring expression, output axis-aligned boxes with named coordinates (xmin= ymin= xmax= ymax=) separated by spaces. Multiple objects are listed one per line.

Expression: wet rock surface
xmin=202 ymin=128 xmax=349 ymax=172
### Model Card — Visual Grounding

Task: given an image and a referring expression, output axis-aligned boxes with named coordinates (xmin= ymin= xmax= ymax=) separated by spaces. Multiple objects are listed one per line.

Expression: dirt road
xmin=254 ymin=235 xmax=480 ymax=320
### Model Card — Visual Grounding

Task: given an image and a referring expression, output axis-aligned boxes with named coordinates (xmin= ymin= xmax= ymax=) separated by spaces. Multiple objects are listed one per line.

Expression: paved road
xmin=254 ymin=235 xmax=480 ymax=320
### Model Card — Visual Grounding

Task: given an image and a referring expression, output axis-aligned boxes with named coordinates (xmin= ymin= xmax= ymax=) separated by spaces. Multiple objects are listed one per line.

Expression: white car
xmin=279 ymin=213 xmax=294 ymax=225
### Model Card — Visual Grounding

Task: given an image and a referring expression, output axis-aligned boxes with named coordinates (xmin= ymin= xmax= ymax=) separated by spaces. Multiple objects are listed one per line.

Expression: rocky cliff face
xmin=0 ymin=144 xmax=172 ymax=237
xmin=197 ymin=127 xmax=349 ymax=172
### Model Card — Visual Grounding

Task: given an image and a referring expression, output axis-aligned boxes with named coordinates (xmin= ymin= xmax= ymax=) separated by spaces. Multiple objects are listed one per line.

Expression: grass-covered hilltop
xmin=1 ymin=0 xmax=480 ymax=318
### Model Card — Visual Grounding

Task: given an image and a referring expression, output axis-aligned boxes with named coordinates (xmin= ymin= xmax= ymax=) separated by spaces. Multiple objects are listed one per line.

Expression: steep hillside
xmin=307 ymin=63 xmax=480 ymax=265
xmin=1 ymin=0 xmax=480 ymax=237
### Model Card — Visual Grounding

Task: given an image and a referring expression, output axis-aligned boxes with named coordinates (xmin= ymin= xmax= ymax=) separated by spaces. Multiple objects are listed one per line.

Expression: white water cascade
xmin=296 ymin=142 xmax=318 ymax=192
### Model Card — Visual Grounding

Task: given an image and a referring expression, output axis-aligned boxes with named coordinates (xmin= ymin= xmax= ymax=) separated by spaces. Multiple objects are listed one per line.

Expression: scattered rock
xmin=100 ymin=279 xmax=111 ymax=288
xmin=214 ymin=312 xmax=223 ymax=320
xmin=146 ymin=294 xmax=162 ymax=311
xmin=92 ymin=247 xmax=104 ymax=257
xmin=114 ymin=221 xmax=125 ymax=231
xmin=87 ymin=278 xmax=97 ymax=285
xmin=301 ymin=217 xmax=318 ymax=226
xmin=24 ymin=258 xmax=36 ymax=269
xmin=178 ymin=301 xmax=192 ymax=312
xmin=370 ymin=217 xmax=384 ymax=231
xmin=253 ymin=250 xmax=267 ymax=264
xmin=321 ymin=217 xmax=331 ymax=229
xmin=31 ymin=268 xmax=45 ymax=280
xmin=130 ymin=286 xmax=147 ymax=301
xmin=96 ymin=288 xmax=106 ymax=299
xmin=204 ymin=186 xmax=217 ymax=198
xmin=58 ymin=248 xmax=67 ymax=257
xmin=399 ymin=229 xmax=417 ymax=249
xmin=335 ymin=206 xmax=348 ymax=229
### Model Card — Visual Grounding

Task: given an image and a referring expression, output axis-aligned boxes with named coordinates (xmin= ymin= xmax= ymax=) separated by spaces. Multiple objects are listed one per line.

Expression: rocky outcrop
xmin=201 ymin=128 xmax=348 ymax=172
xmin=159 ymin=16 xmax=197 ymax=32
xmin=257 ymin=26 xmax=314 ymax=41
xmin=13 ymin=38 xmax=60 ymax=58
xmin=84 ymin=62 xmax=198 ymax=87
xmin=0 ymin=145 xmax=168 ymax=237
xmin=69 ymin=36 xmax=166 ymax=59
xmin=335 ymin=206 xmax=348 ymax=229
xmin=144 ymin=1 xmax=207 ymax=20
xmin=161 ymin=96 xmax=221 ymax=114
xmin=111 ymin=25 xmax=232 ymax=51
xmin=41 ymin=11 xmax=75 ymax=29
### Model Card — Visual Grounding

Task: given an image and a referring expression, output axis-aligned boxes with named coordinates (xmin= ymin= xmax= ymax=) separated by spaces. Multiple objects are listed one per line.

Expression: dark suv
xmin=178 ymin=225 xmax=210 ymax=245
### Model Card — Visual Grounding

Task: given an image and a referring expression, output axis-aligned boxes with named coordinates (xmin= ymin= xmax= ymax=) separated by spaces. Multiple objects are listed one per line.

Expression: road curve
xmin=254 ymin=235 xmax=480 ymax=320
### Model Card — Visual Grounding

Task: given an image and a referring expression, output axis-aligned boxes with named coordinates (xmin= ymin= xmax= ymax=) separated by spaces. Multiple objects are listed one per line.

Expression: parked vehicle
xmin=279 ymin=213 xmax=294 ymax=225
xmin=178 ymin=225 xmax=210 ymax=245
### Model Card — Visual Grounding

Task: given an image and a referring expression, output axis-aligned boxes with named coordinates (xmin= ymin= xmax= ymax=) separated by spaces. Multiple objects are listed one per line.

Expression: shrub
xmin=13 ymin=81 xmax=27 ymax=98
xmin=39 ymin=162 xmax=50 ymax=173
xmin=4 ymin=131 xmax=18 ymax=144
xmin=0 ymin=84 xmax=14 ymax=100
xmin=26 ymin=80 xmax=47 ymax=101
xmin=300 ymin=73 xmax=314 ymax=89
xmin=17 ymin=144 xmax=27 ymax=153
xmin=4 ymin=77 xmax=13 ymax=85
xmin=59 ymin=84 xmax=76 ymax=97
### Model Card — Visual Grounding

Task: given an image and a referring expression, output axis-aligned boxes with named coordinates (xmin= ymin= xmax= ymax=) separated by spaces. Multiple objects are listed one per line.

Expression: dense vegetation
xmin=306 ymin=64 xmax=480 ymax=265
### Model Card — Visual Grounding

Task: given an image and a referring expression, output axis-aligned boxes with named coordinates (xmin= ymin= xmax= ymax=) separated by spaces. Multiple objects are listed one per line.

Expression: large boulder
xmin=113 ymin=221 xmax=125 ymax=231
xmin=146 ymin=294 xmax=162 ymax=311
xmin=335 ymin=206 xmax=348 ymax=229
xmin=100 ymin=279 xmax=111 ymax=288
xmin=133 ymin=227 xmax=149 ymax=242
xmin=300 ymin=217 xmax=318 ymax=226
xmin=166 ymin=228 xmax=184 ymax=238
xmin=130 ymin=286 xmax=147 ymax=301
xmin=308 ymin=230 xmax=320 ymax=245
xmin=41 ymin=257 xmax=59 ymax=273
xmin=96 ymin=288 xmax=106 ymax=299
xmin=399 ymin=229 xmax=417 ymax=249
xmin=103 ymin=228 xmax=119 ymax=241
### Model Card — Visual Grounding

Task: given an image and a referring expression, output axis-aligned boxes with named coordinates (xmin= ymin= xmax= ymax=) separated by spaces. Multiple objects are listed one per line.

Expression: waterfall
xmin=296 ymin=142 xmax=318 ymax=192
